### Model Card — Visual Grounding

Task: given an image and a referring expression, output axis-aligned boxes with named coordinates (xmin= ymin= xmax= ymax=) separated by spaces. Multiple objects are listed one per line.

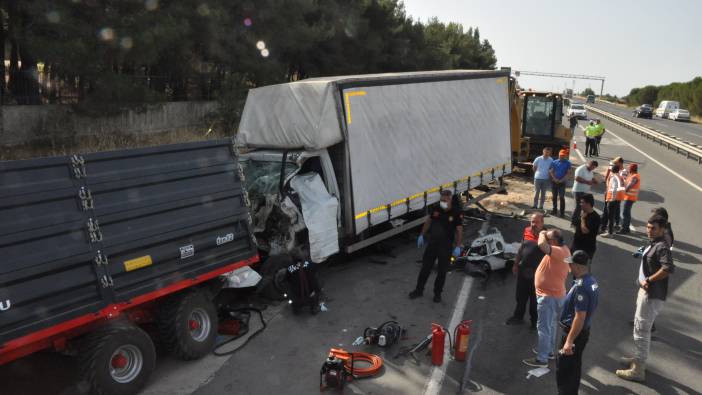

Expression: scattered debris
xmin=526 ymin=367 xmax=550 ymax=379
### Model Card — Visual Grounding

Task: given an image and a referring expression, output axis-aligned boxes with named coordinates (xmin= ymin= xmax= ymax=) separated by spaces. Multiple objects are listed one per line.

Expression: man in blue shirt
xmin=549 ymin=149 xmax=572 ymax=217
xmin=532 ymin=147 xmax=554 ymax=210
xmin=556 ymin=250 xmax=599 ymax=395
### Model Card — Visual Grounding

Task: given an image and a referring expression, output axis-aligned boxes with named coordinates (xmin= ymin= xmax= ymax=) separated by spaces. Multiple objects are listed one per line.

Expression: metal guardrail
xmin=585 ymin=104 xmax=702 ymax=165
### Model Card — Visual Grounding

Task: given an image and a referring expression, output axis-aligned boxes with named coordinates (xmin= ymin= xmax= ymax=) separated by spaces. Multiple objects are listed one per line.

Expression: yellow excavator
xmin=509 ymin=78 xmax=573 ymax=166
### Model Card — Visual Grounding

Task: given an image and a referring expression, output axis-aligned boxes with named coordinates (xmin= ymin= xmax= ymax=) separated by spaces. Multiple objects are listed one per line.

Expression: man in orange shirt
xmin=523 ymin=229 xmax=571 ymax=368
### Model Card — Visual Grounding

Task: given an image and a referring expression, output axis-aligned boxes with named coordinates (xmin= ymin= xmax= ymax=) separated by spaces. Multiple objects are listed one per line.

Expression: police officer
xmin=409 ymin=190 xmax=463 ymax=303
xmin=556 ymin=250 xmax=599 ymax=395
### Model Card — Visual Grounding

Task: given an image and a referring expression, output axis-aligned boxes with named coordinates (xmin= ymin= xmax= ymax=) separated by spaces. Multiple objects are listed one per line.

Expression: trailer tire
xmin=79 ymin=323 xmax=156 ymax=395
xmin=158 ymin=291 xmax=218 ymax=360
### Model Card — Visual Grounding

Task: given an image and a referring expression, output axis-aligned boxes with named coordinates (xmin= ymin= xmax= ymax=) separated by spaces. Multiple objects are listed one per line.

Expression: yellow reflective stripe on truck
xmin=354 ymin=162 xmax=510 ymax=220
xmin=344 ymin=91 xmax=367 ymax=124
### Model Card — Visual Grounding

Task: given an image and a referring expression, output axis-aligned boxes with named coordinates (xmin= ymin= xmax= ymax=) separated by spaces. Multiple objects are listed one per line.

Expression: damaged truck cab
xmin=237 ymin=70 xmax=514 ymax=263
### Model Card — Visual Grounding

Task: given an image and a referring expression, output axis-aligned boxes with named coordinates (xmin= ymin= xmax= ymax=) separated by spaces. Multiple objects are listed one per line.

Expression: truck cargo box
xmin=0 ymin=140 xmax=257 ymax=350
xmin=238 ymin=70 xmax=512 ymax=236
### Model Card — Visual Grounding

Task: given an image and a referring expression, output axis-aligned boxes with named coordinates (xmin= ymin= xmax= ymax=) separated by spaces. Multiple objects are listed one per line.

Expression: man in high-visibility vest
xmin=594 ymin=119 xmax=606 ymax=156
xmin=619 ymin=163 xmax=641 ymax=235
xmin=584 ymin=121 xmax=598 ymax=157
xmin=603 ymin=164 xmax=625 ymax=237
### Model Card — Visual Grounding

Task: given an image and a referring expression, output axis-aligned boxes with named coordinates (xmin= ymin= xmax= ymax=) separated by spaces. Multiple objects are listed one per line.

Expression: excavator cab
xmin=510 ymin=85 xmax=572 ymax=165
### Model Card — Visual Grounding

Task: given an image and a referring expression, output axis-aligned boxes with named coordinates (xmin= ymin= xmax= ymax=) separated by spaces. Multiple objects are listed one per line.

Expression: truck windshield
xmin=240 ymin=159 xmax=299 ymax=198
xmin=524 ymin=96 xmax=554 ymax=137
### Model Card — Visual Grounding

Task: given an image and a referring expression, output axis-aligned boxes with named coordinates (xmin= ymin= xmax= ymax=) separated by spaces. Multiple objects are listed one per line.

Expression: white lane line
xmin=606 ymin=129 xmax=702 ymax=193
xmin=423 ymin=276 xmax=473 ymax=395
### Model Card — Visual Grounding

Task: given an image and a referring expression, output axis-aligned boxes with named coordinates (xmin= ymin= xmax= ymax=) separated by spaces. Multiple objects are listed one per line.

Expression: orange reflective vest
xmin=624 ymin=173 xmax=641 ymax=201
xmin=606 ymin=174 xmax=625 ymax=201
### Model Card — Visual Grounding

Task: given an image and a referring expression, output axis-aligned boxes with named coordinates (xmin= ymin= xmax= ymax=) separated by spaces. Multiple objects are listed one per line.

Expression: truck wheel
xmin=79 ymin=323 xmax=156 ymax=395
xmin=158 ymin=291 xmax=218 ymax=360
xmin=257 ymin=255 xmax=292 ymax=301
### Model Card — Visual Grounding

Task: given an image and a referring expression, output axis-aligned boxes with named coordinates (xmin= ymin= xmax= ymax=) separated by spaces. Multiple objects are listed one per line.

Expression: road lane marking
xmin=605 ymin=129 xmax=702 ymax=193
xmin=423 ymin=276 xmax=473 ymax=395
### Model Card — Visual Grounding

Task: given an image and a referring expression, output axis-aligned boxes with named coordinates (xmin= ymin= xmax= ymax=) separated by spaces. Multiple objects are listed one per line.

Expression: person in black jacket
xmin=410 ymin=190 xmax=464 ymax=303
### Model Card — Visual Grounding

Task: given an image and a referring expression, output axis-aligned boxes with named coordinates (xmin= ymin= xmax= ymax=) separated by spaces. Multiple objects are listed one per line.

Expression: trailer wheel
xmin=79 ymin=323 xmax=156 ymax=395
xmin=158 ymin=291 xmax=218 ymax=360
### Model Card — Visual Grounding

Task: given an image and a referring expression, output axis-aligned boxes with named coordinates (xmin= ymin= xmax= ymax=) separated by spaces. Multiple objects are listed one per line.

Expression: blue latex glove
xmin=417 ymin=235 xmax=425 ymax=248
xmin=452 ymin=246 xmax=461 ymax=257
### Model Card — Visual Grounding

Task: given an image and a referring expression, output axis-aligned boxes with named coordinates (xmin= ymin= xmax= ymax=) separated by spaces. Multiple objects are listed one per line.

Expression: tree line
xmin=1 ymin=0 xmax=497 ymax=126
xmin=626 ymin=77 xmax=702 ymax=117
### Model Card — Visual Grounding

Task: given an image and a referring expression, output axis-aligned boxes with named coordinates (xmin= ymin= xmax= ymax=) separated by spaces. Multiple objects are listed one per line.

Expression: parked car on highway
xmin=669 ymin=109 xmax=690 ymax=122
xmin=567 ymin=103 xmax=588 ymax=119
xmin=655 ymin=100 xmax=679 ymax=118
xmin=633 ymin=104 xmax=653 ymax=118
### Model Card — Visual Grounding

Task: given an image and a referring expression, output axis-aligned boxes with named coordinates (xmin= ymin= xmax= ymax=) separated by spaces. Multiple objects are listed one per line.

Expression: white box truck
xmin=655 ymin=100 xmax=680 ymax=119
xmin=236 ymin=70 xmax=512 ymax=263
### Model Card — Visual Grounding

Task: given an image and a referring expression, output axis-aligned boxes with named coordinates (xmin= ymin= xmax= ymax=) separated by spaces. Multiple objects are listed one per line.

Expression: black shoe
xmin=505 ymin=316 xmax=524 ymax=325
xmin=551 ymin=209 xmax=558 ymax=215
xmin=433 ymin=294 xmax=442 ymax=303
xmin=409 ymin=290 xmax=423 ymax=299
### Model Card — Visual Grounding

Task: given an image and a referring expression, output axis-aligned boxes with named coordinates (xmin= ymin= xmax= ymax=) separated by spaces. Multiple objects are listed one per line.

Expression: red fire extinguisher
xmin=431 ymin=323 xmax=446 ymax=366
xmin=453 ymin=320 xmax=472 ymax=362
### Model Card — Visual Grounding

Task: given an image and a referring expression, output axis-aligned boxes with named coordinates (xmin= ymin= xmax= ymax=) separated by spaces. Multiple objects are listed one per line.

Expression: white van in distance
xmin=655 ymin=101 xmax=680 ymax=119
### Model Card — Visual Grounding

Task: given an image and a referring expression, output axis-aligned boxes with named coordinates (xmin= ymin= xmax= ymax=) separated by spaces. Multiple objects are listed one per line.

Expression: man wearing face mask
xmin=410 ymin=190 xmax=464 ymax=303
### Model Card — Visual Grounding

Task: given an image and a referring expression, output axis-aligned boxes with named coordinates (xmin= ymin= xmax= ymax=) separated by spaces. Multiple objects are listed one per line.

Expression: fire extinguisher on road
xmin=453 ymin=320 xmax=472 ymax=362
xmin=431 ymin=323 xmax=446 ymax=366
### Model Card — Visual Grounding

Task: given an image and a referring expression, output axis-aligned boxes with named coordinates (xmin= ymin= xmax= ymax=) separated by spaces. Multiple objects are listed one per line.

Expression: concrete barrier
xmin=0 ymin=101 xmax=219 ymax=146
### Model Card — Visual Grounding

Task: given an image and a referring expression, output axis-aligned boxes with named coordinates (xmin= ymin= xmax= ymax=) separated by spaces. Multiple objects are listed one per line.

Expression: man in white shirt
xmin=532 ymin=148 xmax=554 ymax=210
xmin=571 ymin=160 xmax=599 ymax=226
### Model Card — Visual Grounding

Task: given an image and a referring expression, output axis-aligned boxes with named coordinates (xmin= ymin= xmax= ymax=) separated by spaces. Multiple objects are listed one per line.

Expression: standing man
xmin=620 ymin=163 xmax=641 ymax=235
xmin=571 ymin=160 xmax=598 ymax=226
xmin=549 ymin=149 xmax=572 ymax=217
xmin=571 ymin=194 xmax=601 ymax=262
xmin=594 ymin=119 xmax=606 ymax=156
xmin=569 ymin=115 xmax=578 ymax=135
xmin=603 ymin=164 xmax=624 ymax=237
xmin=557 ymin=250 xmax=599 ymax=395
xmin=584 ymin=121 xmax=598 ymax=157
xmin=506 ymin=213 xmax=545 ymax=329
xmin=523 ymin=229 xmax=571 ymax=368
xmin=410 ymin=190 xmax=463 ymax=303
xmin=616 ymin=215 xmax=674 ymax=382
xmin=532 ymin=148 xmax=554 ymax=210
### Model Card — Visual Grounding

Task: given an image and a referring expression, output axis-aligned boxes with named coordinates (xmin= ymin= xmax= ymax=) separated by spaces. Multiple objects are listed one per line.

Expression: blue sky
xmin=401 ymin=0 xmax=701 ymax=96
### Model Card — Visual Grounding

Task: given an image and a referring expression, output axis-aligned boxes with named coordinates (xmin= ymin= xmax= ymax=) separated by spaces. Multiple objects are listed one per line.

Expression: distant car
xmin=633 ymin=104 xmax=653 ymax=119
xmin=669 ymin=109 xmax=690 ymax=122
xmin=567 ymin=103 xmax=588 ymax=119
xmin=586 ymin=95 xmax=595 ymax=104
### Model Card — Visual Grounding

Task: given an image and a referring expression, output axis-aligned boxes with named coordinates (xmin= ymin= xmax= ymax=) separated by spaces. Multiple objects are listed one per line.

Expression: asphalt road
xmin=3 ymin=117 xmax=701 ymax=395
xmin=586 ymin=101 xmax=702 ymax=147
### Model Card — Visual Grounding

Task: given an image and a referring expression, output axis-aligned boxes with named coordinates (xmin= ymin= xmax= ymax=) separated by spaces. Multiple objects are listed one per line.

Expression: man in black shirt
xmin=570 ymin=194 xmax=600 ymax=262
xmin=410 ymin=190 xmax=463 ymax=303
xmin=616 ymin=215 xmax=674 ymax=382
xmin=505 ymin=213 xmax=545 ymax=329
xmin=569 ymin=115 xmax=578 ymax=135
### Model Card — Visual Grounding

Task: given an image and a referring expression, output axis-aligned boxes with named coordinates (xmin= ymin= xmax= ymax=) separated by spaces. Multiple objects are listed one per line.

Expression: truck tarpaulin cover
xmin=290 ymin=173 xmax=340 ymax=263
xmin=347 ymin=74 xmax=511 ymax=233
xmin=237 ymin=80 xmax=342 ymax=150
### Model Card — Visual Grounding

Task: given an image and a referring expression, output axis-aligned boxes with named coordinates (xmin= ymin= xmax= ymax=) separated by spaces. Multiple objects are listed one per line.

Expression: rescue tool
xmin=319 ymin=348 xmax=383 ymax=392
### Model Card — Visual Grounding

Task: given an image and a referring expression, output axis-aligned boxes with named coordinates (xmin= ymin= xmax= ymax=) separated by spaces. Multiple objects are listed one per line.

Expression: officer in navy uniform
xmin=556 ymin=250 xmax=599 ymax=395
xmin=409 ymin=190 xmax=463 ymax=303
